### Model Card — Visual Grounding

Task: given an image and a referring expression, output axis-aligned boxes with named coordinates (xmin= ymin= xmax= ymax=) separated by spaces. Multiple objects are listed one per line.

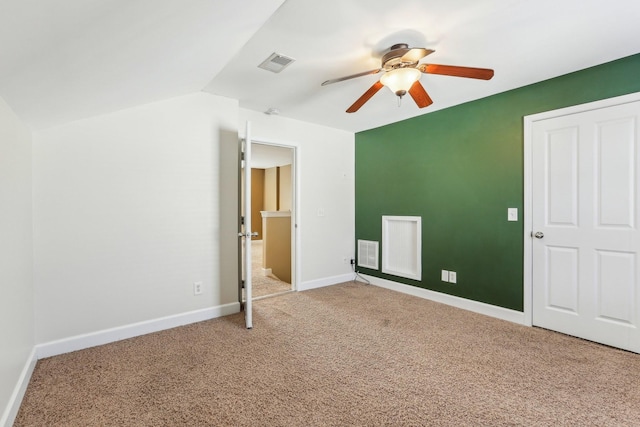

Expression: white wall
xmin=33 ymin=93 xmax=239 ymax=343
xmin=0 ymin=95 xmax=352 ymax=424
xmin=0 ymin=97 xmax=34 ymax=425
xmin=240 ymin=109 xmax=355 ymax=287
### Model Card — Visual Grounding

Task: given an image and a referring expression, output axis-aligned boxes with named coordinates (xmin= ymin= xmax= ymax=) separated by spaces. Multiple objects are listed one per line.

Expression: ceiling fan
xmin=321 ymin=43 xmax=494 ymax=113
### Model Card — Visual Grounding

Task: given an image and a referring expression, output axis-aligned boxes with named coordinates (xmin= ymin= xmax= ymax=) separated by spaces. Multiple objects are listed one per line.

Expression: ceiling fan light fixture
xmin=380 ymin=68 xmax=421 ymax=98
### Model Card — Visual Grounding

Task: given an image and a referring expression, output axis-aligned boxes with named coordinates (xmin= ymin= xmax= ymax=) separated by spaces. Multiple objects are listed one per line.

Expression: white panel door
xmin=532 ymin=100 xmax=640 ymax=353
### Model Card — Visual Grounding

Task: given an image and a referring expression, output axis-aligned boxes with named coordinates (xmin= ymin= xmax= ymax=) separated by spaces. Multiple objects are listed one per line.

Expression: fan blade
xmin=321 ymin=69 xmax=383 ymax=86
xmin=418 ymin=64 xmax=494 ymax=80
xmin=401 ymin=48 xmax=434 ymax=63
xmin=408 ymin=81 xmax=433 ymax=108
xmin=346 ymin=81 xmax=384 ymax=113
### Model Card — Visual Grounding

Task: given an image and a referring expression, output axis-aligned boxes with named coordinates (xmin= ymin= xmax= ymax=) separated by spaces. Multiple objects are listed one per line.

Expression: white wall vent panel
xmin=382 ymin=216 xmax=422 ymax=280
xmin=357 ymin=240 xmax=379 ymax=270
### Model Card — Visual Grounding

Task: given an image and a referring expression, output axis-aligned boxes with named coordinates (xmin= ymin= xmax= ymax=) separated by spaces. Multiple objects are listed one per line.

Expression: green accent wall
xmin=355 ymin=54 xmax=640 ymax=311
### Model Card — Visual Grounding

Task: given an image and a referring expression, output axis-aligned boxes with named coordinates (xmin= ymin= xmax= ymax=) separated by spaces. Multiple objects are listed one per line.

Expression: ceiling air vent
xmin=258 ymin=52 xmax=295 ymax=73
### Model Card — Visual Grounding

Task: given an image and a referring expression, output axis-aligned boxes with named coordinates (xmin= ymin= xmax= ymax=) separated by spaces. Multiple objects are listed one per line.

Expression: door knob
xmin=238 ymin=231 xmax=259 ymax=238
xmin=533 ymin=231 xmax=544 ymax=239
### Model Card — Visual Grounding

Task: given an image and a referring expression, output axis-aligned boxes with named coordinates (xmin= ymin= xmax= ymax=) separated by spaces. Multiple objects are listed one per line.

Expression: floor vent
xmin=357 ymin=240 xmax=379 ymax=270
xmin=258 ymin=52 xmax=295 ymax=73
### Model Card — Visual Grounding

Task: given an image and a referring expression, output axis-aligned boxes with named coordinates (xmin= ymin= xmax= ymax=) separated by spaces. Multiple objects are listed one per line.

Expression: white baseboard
xmin=298 ymin=273 xmax=355 ymax=292
xmin=36 ymin=302 xmax=240 ymax=359
xmin=2 ymin=303 xmax=240 ymax=425
xmin=1 ymin=348 xmax=37 ymax=427
xmin=363 ymin=275 xmax=526 ymax=325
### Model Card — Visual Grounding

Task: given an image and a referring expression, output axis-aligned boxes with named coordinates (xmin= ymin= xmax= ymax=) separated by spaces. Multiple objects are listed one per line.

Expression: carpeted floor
xmin=15 ymin=282 xmax=640 ymax=426
xmin=249 ymin=239 xmax=291 ymax=298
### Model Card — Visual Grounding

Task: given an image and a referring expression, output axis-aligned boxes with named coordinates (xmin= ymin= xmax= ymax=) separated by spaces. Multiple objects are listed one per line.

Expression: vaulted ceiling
xmin=1 ymin=0 xmax=639 ymax=132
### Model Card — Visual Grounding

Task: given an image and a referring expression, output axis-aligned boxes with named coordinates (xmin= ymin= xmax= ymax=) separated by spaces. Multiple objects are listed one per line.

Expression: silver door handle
xmin=533 ymin=231 xmax=544 ymax=239
xmin=238 ymin=232 xmax=259 ymax=238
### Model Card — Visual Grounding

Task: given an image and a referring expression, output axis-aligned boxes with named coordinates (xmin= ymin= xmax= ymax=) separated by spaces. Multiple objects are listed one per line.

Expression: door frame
xmin=523 ymin=91 xmax=640 ymax=327
xmin=250 ymin=139 xmax=300 ymax=292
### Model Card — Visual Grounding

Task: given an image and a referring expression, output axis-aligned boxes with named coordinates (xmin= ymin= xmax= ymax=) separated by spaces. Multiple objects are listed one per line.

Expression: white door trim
xmin=523 ymin=91 xmax=640 ymax=326
xmin=250 ymin=139 xmax=300 ymax=291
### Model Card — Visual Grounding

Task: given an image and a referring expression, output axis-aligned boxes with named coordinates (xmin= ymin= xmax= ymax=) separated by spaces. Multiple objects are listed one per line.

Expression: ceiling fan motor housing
xmin=381 ymin=43 xmax=415 ymax=70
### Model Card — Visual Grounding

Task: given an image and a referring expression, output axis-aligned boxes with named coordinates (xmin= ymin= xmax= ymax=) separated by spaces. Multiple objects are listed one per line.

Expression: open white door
xmin=239 ymin=121 xmax=254 ymax=329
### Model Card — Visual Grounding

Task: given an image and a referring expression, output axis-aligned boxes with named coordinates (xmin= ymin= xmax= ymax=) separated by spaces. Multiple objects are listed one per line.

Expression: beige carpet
xmin=249 ymin=239 xmax=291 ymax=298
xmin=15 ymin=282 xmax=640 ymax=426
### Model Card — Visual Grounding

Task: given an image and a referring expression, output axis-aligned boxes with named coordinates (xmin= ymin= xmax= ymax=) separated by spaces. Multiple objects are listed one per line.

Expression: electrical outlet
xmin=350 ymin=258 xmax=355 ymax=265
xmin=193 ymin=281 xmax=203 ymax=295
xmin=449 ymin=271 xmax=457 ymax=284
xmin=441 ymin=270 xmax=449 ymax=282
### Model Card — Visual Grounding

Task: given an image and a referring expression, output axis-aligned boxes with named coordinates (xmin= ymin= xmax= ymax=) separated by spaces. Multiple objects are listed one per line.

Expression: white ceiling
xmin=252 ymin=143 xmax=293 ymax=169
xmin=0 ymin=0 xmax=285 ymax=129
xmin=1 ymin=0 xmax=639 ymax=132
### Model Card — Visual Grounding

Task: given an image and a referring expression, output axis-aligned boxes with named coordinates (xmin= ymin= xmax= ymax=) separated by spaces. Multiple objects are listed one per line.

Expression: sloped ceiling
xmin=1 ymin=0 xmax=639 ymax=132
xmin=0 ymin=0 xmax=285 ymax=129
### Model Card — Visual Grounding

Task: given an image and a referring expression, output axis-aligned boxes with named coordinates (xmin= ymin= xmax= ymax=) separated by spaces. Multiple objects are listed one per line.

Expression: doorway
xmin=524 ymin=92 xmax=640 ymax=353
xmin=247 ymin=142 xmax=296 ymax=299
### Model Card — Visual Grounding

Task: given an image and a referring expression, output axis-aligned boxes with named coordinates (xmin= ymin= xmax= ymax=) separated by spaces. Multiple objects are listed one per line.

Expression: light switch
xmin=441 ymin=270 xmax=449 ymax=282
xmin=508 ymin=208 xmax=518 ymax=222
xmin=449 ymin=271 xmax=457 ymax=284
